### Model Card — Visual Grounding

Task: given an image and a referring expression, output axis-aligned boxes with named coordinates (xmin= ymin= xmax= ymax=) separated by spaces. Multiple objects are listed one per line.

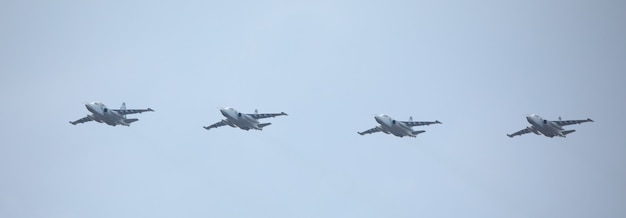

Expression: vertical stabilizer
xmin=120 ymin=102 xmax=127 ymax=118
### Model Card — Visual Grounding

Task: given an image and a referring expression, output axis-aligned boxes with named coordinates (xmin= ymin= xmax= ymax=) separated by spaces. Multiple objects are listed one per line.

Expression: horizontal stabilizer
xmin=412 ymin=130 xmax=426 ymax=135
xmin=563 ymin=129 xmax=576 ymax=135
xmin=124 ymin=118 xmax=139 ymax=124
xmin=259 ymin=123 xmax=271 ymax=128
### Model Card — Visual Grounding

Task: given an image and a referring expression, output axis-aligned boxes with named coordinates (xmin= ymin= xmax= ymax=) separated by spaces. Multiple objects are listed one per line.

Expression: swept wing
xmin=248 ymin=112 xmax=288 ymax=119
xmin=507 ymin=128 xmax=530 ymax=138
xmin=358 ymin=126 xmax=382 ymax=135
xmin=113 ymin=108 xmax=154 ymax=115
xmin=70 ymin=116 xmax=94 ymax=125
xmin=401 ymin=120 xmax=441 ymax=127
xmin=203 ymin=120 xmax=228 ymax=130
xmin=553 ymin=118 xmax=593 ymax=127
xmin=507 ymin=126 xmax=541 ymax=138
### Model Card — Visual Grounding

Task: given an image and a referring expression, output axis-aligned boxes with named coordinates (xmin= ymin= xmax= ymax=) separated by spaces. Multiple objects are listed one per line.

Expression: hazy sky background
xmin=1 ymin=0 xmax=625 ymax=217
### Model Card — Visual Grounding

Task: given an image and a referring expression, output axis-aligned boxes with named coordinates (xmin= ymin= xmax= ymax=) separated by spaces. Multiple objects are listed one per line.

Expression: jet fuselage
xmin=84 ymin=102 xmax=131 ymax=126
xmin=526 ymin=114 xmax=566 ymax=137
xmin=375 ymin=114 xmax=418 ymax=137
xmin=220 ymin=107 xmax=262 ymax=130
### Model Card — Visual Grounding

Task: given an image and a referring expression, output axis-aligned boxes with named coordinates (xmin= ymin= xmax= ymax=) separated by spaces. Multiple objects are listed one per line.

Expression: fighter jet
xmin=203 ymin=107 xmax=288 ymax=131
xmin=70 ymin=102 xmax=154 ymax=126
xmin=507 ymin=114 xmax=593 ymax=138
xmin=358 ymin=114 xmax=442 ymax=138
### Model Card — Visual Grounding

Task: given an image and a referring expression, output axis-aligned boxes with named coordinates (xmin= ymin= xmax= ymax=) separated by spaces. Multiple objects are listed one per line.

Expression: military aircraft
xmin=507 ymin=114 xmax=593 ymax=138
xmin=203 ymin=107 xmax=288 ymax=131
xmin=358 ymin=114 xmax=441 ymax=138
xmin=70 ymin=102 xmax=154 ymax=126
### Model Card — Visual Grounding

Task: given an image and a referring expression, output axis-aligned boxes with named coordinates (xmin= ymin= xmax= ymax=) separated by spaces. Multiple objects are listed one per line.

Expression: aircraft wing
xmin=507 ymin=128 xmax=531 ymax=138
xmin=113 ymin=108 xmax=154 ymax=115
xmin=248 ymin=112 xmax=288 ymax=119
xmin=203 ymin=120 xmax=228 ymax=130
xmin=70 ymin=116 xmax=93 ymax=125
xmin=402 ymin=120 xmax=442 ymax=127
xmin=553 ymin=118 xmax=593 ymax=127
xmin=358 ymin=126 xmax=382 ymax=135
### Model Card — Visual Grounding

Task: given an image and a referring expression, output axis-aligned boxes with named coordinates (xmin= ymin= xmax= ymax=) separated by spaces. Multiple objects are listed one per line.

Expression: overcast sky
xmin=1 ymin=0 xmax=625 ymax=217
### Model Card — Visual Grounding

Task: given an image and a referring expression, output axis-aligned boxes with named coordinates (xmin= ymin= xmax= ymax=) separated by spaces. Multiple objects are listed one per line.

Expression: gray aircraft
xmin=358 ymin=114 xmax=441 ymax=138
xmin=203 ymin=107 xmax=288 ymax=131
xmin=507 ymin=114 xmax=593 ymax=138
xmin=70 ymin=102 xmax=154 ymax=126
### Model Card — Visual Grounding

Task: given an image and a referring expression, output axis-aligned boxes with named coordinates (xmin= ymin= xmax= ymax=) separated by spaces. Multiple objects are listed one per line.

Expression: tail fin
xmin=121 ymin=103 xmax=127 ymax=118
xmin=562 ymin=129 xmax=575 ymax=136
xmin=258 ymin=123 xmax=272 ymax=129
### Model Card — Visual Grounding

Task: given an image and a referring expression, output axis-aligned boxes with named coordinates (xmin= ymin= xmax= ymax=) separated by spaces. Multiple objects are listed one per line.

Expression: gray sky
xmin=1 ymin=0 xmax=625 ymax=217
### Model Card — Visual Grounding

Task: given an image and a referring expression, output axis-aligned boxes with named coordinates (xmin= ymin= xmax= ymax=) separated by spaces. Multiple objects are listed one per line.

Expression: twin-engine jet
xmin=204 ymin=107 xmax=288 ymax=131
xmin=70 ymin=102 xmax=154 ymax=126
xmin=507 ymin=114 xmax=593 ymax=138
xmin=358 ymin=114 xmax=442 ymax=138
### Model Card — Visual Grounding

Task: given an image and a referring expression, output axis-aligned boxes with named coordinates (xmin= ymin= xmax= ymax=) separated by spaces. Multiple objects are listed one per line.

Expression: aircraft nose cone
xmin=85 ymin=103 xmax=94 ymax=113
xmin=374 ymin=116 xmax=383 ymax=124
xmin=220 ymin=109 xmax=228 ymax=116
